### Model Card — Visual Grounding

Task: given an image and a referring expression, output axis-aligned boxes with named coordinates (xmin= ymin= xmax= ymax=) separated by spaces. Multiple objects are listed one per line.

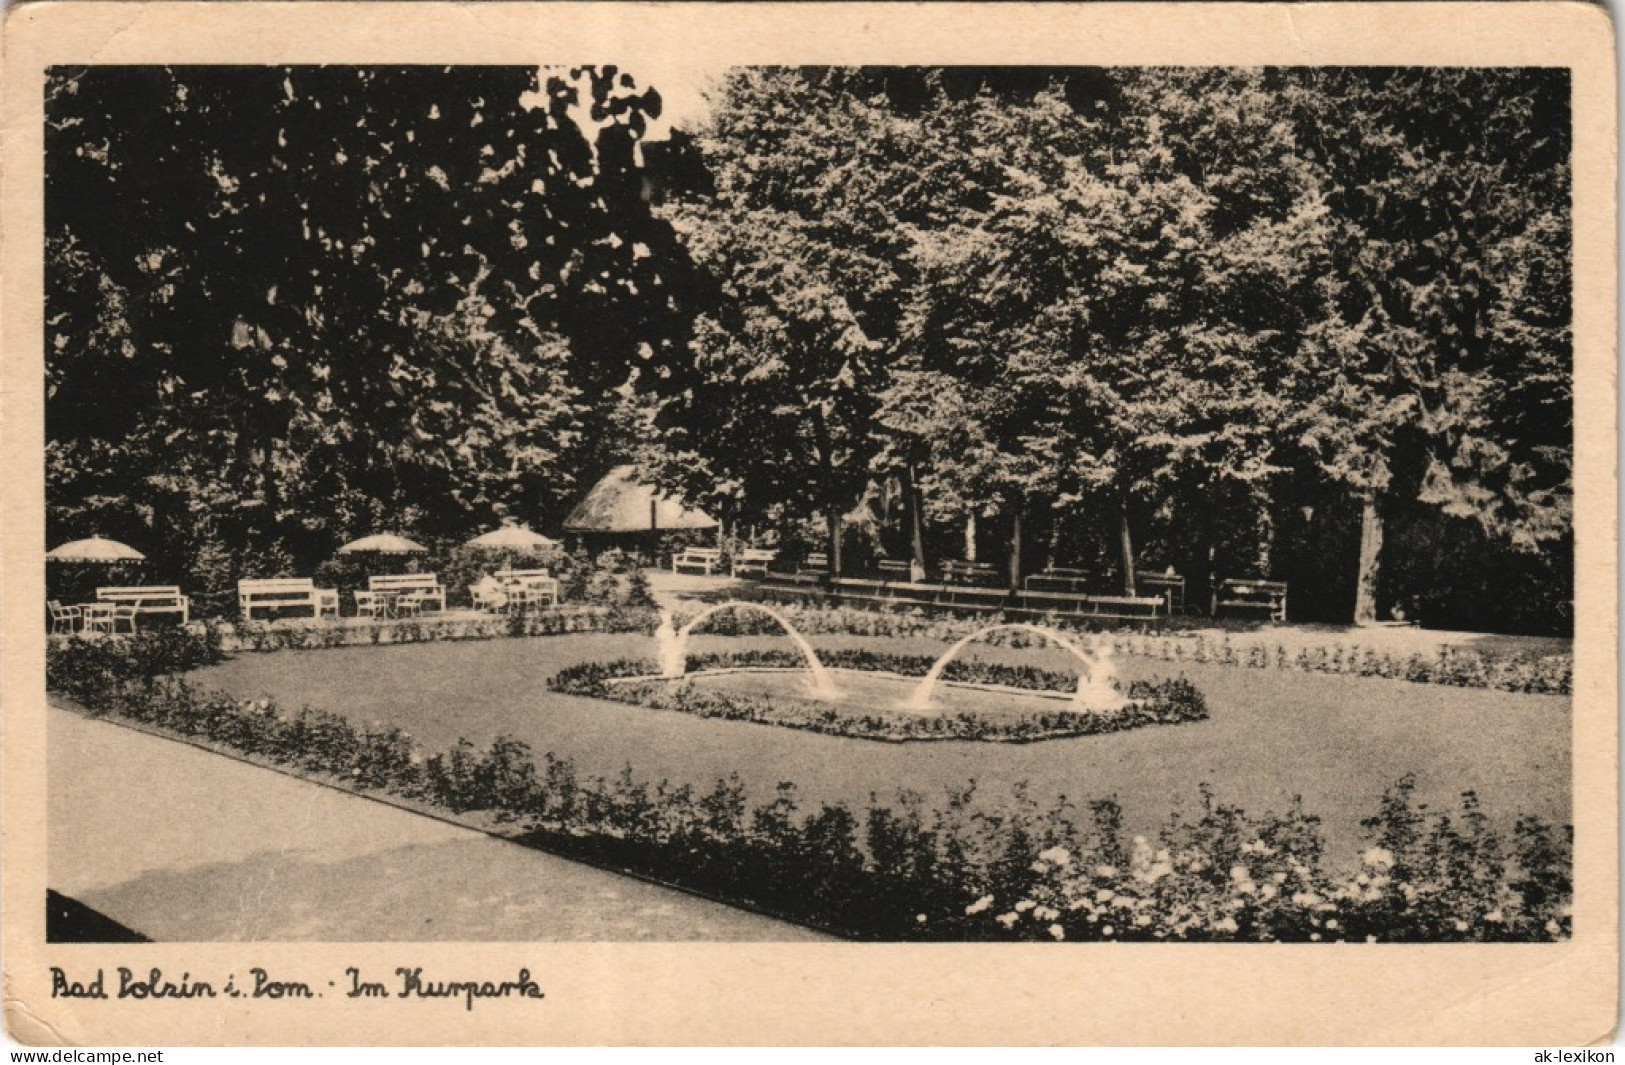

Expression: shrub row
xmin=548 ymin=651 xmax=1207 ymax=743
xmin=184 ymin=605 xmax=661 ymax=653
xmin=45 ymin=637 xmax=1572 ymax=942
xmin=677 ymin=601 xmax=1572 ymax=694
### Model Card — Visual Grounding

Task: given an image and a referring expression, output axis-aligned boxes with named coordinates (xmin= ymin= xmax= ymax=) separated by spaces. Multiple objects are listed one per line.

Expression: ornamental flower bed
xmin=45 ymin=634 xmax=1572 ymax=942
xmin=547 ymin=650 xmax=1208 ymax=743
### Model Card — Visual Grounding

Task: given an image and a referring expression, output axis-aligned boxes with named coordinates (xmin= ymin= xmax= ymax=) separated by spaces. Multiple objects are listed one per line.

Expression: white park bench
xmin=96 ymin=585 xmax=190 ymax=626
xmin=671 ymin=546 xmax=723 ymax=576
xmin=238 ymin=578 xmax=340 ymax=621
xmin=367 ymin=573 xmax=445 ymax=616
xmin=492 ymin=568 xmax=560 ymax=609
xmin=730 ymin=548 xmax=779 ymax=579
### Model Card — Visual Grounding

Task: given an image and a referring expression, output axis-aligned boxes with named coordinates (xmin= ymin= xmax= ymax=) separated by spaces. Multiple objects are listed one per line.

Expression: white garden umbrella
xmin=465 ymin=525 xmax=559 ymax=552
xmin=336 ymin=532 xmax=428 ymax=555
xmin=46 ymin=535 xmax=146 ymax=564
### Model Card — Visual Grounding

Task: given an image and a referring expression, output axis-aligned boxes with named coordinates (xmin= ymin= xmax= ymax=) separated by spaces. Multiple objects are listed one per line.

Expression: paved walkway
xmin=48 ymin=708 xmax=824 ymax=941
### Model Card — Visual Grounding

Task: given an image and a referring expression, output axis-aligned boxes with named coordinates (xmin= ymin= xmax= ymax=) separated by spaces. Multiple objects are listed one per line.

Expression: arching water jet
xmin=661 ymin=601 xmax=839 ymax=699
xmin=903 ymin=622 xmax=1125 ymax=712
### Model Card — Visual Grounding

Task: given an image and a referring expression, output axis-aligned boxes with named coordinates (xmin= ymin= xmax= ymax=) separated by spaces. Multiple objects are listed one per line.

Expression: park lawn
xmin=188 ymin=631 xmax=1571 ymax=862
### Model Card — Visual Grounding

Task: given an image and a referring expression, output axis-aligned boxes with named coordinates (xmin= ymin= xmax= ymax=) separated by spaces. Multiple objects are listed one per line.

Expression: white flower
xmin=1361 ymin=847 xmax=1395 ymax=870
xmin=1453 ymin=920 xmax=1469 ymax=932
xmin=1484 ymin=909 xmax=1505 ymax=923
xmin=1324 ymin=919 xmax=1339 ymax=931
xmin=965 ymin=895 xmax=994 ymax=916
xmin=1102 ymin=925 xmax=1115 ymax=936
xmin=1048 ymin=924 xmax=1065 ymax=941
xmin=1014 ymin=899 xmax=1037 ymax=913
xmin=1213 ymin=917 xmax=1238 ymax=934
xmin=997 ymin=913 xmax=1019 ymax=929
xmin=916 ymin=914 xmax=927 ymax=924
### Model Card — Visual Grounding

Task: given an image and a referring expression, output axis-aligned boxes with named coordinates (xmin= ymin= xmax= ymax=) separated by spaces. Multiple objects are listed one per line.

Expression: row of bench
xmin=50 ymin=572 xmax=567 ymax=631
xmin=752 ymin=570 xmax=1289 ymax=623
xmin=240 ymin=571 xmax=563 ymax=620
xmin=671 ymin=546 xmax=777 ymax=579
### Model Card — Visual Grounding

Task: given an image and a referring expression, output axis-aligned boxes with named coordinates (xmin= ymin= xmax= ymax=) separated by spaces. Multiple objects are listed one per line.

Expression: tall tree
xmin=1278 ymin=68 xmax=1571 ymax=622
xmin=47 ymin=65 xmax=680 ymax=587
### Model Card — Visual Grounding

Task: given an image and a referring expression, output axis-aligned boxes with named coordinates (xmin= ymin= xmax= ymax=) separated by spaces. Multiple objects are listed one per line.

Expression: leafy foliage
xmin=47 ymin=66 xmax=683 ymax=586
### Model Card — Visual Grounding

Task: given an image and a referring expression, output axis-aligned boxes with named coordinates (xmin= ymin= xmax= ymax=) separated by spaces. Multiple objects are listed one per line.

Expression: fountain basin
xmin=628 ymin=667 xmax=1095 ymax=716
xmin=549 ymin=654 xmax=1209 ymax=744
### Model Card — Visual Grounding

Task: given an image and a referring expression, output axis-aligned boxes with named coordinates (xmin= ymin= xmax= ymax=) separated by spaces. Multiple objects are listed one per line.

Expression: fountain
xmin=555 ymin=606 xmax=1204 ymax=743
xmin=902 ymin=622 xmax=1126 ymax=713
xmin=656 ymin=602 xmax=840 ymax=699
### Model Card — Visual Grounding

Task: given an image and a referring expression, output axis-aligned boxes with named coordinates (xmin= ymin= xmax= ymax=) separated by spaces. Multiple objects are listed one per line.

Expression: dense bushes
xmin=548 ymin=651 xmax=1208 ymax=743
xmin=676 ymin=601 xmax=1573 ymax=695
xmin=46 ymin=635 xmax=1572 ymax=942
xmin=46 ymin=628 xmax=225 ymax=702
xmin=186 ymin=605 xmax=659 ymax=653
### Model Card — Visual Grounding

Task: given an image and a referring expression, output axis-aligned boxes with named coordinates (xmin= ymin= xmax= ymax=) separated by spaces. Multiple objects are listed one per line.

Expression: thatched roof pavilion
xmin=562 ymin=465 xmax=718 ymax=535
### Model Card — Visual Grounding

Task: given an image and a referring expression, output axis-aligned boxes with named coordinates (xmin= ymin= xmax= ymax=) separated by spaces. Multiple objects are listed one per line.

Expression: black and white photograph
xmin=4 ymin=0 xmax=1615 ymax=1048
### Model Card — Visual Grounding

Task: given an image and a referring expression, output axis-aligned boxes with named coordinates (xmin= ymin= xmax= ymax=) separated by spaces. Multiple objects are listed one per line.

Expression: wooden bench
xmin=876 ymin=559 xmax=913 ymax=582
xmin=1016 ymin=590 xmax=1167 ymax=626
xmin=239 ymin=578 xmax=338 ymax=621
xmin=731 ymin=548 xmax=779 ymax=579
xmin=941 ymin=559 xmax=1003 ymax=586
xmin=799 ymin=552 xmax=830 ymax=575
xmin=672 ymin=546 xmax=724 ymax=576
xmin=367 ymin=574 xmax=445 ymax=615
xmin=1025 ymin=571 xmax=1095 ymax=594
xmin=1134 ymin=571 xmax=1187 ymax=615
xmin=1212 ymin=578 xmax=1288 ymax=622
xmin=494 ymin=568 xmax=560 ymax=608
xmin=96 ymin=585 xmax=191 ymax=626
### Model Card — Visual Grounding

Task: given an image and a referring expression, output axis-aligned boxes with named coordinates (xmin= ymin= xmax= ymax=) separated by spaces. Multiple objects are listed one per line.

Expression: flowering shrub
xmin=962 ymin=779 xmax=1571 ymax=943
xmin=548 ymin=652 xmax=1208 ymax=743
xmin=190 ymin=605 xmax=659 ymax=654
xmin=47 ymin=628 xmax=1571 ymax=942
xmin=676 ymin=600 xmax=1572 ymax=695
xmin=46 ymin=629 xmax=225 ymax=702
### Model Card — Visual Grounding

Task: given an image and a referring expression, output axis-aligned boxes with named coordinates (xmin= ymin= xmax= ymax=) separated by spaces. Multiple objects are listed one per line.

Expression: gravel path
xmin=49 ymin=707 xmax=826 ymax=942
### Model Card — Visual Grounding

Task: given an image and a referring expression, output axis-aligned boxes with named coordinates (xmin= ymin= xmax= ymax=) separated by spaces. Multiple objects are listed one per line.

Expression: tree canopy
xmin=47 ymin=65 xmax=683 ymax=592
xmin=640 ymin=66 xmax=1571 ymax=629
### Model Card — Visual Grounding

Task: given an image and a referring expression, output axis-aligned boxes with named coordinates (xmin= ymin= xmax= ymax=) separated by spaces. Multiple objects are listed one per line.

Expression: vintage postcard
xmin=2 ymin=1 xmax=1616 ymax=1047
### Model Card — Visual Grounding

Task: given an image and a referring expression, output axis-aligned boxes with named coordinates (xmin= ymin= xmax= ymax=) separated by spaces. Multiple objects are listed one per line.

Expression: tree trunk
xmin=964 ymin=513 xmax=977 ymax=562
xmin=826 ymin=509 xmax=842 ymax=580
xmin=1008 ymin=507 xmax=1024 ymax=591
xmin=1353 ymin=494 xmax=1383 ymax=624
xmin=1118 ymin=502 xmax=1137 ymax=597
xmin=1256 ymin=499 xmax=1275 ymax=576
xmin=904 ymin=464 xmax=928 ymax=578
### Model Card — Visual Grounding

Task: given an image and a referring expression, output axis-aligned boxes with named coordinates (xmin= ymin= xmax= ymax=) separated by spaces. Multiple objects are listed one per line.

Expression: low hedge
xmin=46 ymin=636 xmax=1571 ymax=942
xmin=548 ymin=650 xmax=1208 ymax=743
xmin=675 ymin=600 xmax=1572 ymax=695
xmin=189 ymin=605 xmax=660 ymax=653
